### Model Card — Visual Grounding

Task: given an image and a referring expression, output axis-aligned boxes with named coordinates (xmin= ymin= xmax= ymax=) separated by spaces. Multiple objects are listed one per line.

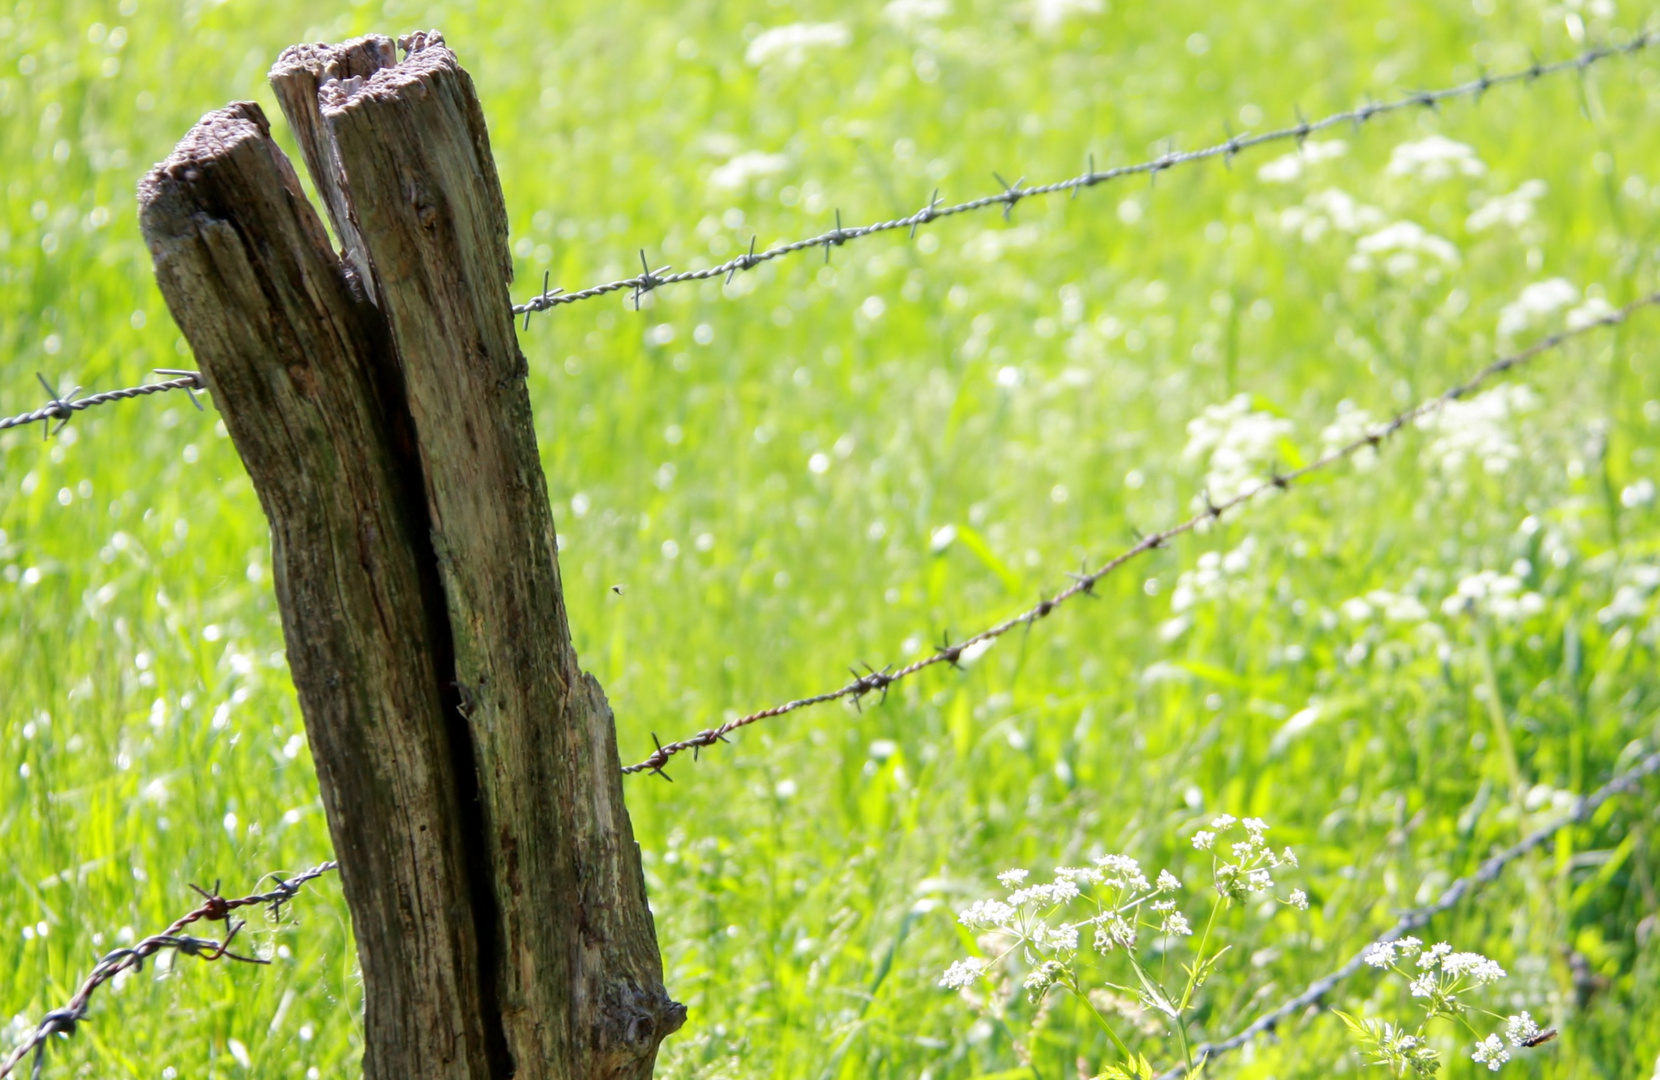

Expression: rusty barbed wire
xmin=514 ymin=30 xmax=1657 ymax=320
xmin=0 ymin=861 xmax=338 ymax=1080
xmin=1153 ymin=742 xmax=1660 ymax=1079
xmin=622 ymin=291 xmax=1660 ymax=777
xmin=0 ymin=371 xmax=204 ymax=438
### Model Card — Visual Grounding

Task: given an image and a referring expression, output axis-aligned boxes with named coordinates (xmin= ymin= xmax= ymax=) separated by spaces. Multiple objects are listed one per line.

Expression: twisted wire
xmin=0 ymin=372 xmax=204 ymax=436
xmin=514 ymin=32 xmax=1657 ymax=318
xmin=1154 ymin=745 xmax=1660 ymax=1078
xmin=621 ymin=291 xmax=1660 ymax=776
xmin=0 ymin=861 xmax=338 ymax=1080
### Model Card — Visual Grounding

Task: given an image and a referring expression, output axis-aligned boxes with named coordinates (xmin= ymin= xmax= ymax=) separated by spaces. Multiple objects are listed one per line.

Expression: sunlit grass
xmin=3 ymin=1 xmax=1659 ymax=1077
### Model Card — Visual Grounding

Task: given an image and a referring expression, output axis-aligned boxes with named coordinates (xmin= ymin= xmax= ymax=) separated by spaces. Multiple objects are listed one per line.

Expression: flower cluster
xmin=1278 ymin=187 xmax=1386 ymax=242
xmin=1193 ymin=815 xmax=1306 ymax=906
xmin=940 ymin=821 xmax=1307 ymax=1078
xmin=1440 ymin=569 xmax=1545 ymax=622
xmin=1257 ymin=140 xmax=1349 ymax=184
xmin=1349 ymin=221 xmax=1460 ymax=278
xmin=1467 ymin=179 xmax=1548 ymax=232
xmin=1352 ymin=938 xmax=1548 ymax=1073
xmin=1183 ymin=395 xmax=1295 ymax=505
xmin=1385 ymin=136 xmax=1486 ymax=182
xmin=948 ymin=851 xmax=1193 ymax=985
xmin=1496 ymin=278 xmax=1579 ymax=342
xmin=1416 ymin=383 xmax=1537 ymax=476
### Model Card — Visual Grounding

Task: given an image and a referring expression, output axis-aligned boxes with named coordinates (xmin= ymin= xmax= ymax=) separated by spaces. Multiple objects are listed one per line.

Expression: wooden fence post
xmin=138 ymin=32 xmax=682 ymax=1080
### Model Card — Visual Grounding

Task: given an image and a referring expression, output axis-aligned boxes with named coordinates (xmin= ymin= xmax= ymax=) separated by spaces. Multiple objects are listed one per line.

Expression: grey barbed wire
xmin=1153 ymin=743 xmax=1660 ymax=1079
xmin=0 ymin=861 xmax=338 ymax=1080
xmin=0 ymin=371 xmax=205 ymax=437
xmin=622 ymin=290 xmax=1660 ymax=777
xmin=515 ymin=31 xmax=1657 ymax=319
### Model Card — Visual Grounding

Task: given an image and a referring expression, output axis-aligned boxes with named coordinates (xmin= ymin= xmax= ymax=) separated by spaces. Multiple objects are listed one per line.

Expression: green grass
xmin=3 ymin=0 xmax=1660 ymax=1077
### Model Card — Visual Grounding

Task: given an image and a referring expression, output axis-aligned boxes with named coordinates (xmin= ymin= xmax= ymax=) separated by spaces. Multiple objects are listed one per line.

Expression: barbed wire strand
xmin=622 ymin=291 xmax=1660 ymax=777
xmin=1153 ymin=743 xmax=1660 ymax=1079
xmin=513 ymin=31 xmax=1657 ymax=319
xmin=0 ymin=371 xmax=204 ymax=437
xmin=0 ymin=861 xmax=338 ymax=1080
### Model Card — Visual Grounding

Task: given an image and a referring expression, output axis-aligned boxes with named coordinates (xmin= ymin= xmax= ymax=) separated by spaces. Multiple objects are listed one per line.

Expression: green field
xmin=4 ymin=0 xmax=1660 ymax=1077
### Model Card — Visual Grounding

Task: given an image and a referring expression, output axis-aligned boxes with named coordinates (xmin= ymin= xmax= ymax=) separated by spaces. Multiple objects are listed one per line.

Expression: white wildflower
xmin=1504 ymin=1012 xmax=1542 ymax=1046
xmin=1364 ymin=942 xmax=1396 ymax=968
xmin=1160 ymin=910 xmax=1193 ymax=936
xmin=1091 ymin=854 xmax=1148 ymax=891
xmin=997 ymin=868 xmax=1030 ymax=888
xmin=1242 ymin=817 xmax=1268 ymax=835
xmin=1319 ymin=399 xmax=1383 ymax=468
xmin=1023 ymin=959 xmax=1065 ymax=998
xmin=1247 ymin=868 xmax=1274 ymax=891
xmin=1442 ymin=952 xmax=1506 ymax=984
xmin=958 ymin=899 xmax=1016 ymax=928
xmin=1396 ymin=937 xmax=1423 ymax=955
xmin=1170 ymin=538 xmax=1258 ymax=613
xmin=1036 ymin=922 xmax=1080 ymax=951
xmin=1441 ymin=570 xmax=1545 ymax=621
xmin=1288 ymin=888 xmax=1309 ymax=910
xmin=745 ymin=22 xmax=851 ymax=67
xmin=1093 ymin=914 xmax=1136 ymax=951
xmin=1351 ymin=220 xmax=1460 ymax=277
xmin=883 ymin=0 xmax=950 ymax=27
xmin=1417 ymin=942 xmax=1453 ymax=969
xmin=1496 ymin=278 xmax=1578 ymax=341
xmin=1566 ymin=295 xmax=1615 ymax=330
xmin=709 ymin=151 xmax=789 ymax=192
xmin=1156 ymin=870 xmax=1180 ymax=891
xmin=1280 ymin=847 xmax=1299 ymax=868
xmin=1192 ymin=830 xmax=1216 ymax=851
xmin=1027 ymin=0 xmax=1102 ymax=34
xmin=1386 ymin=135 xmax=1486 ymax=181
xmin=1472 ymin=1034 xmax=1510 ymax=1071
xmin=1279 ymin=188 xmax=1386 ymax=242
xmin=1183 ymin=395 xmax=1294 ymax=505
xmin=1409 ymin=973 xmax=1438 ymax=998
xmin=1257 ymin=140 xmax=1348 ymax=183
xmin=939 ymin=957 xmax=988 ymax=988
xmin=1417 ymin=383 xmax=1538 ymax=476
xmin=1468 ymin=179 xmax=1547 ymax=231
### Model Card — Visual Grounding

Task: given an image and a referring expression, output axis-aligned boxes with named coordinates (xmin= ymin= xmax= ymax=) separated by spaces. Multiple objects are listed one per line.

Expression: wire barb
xmin=1154 ymin=745 xmax=1660 ymax=1079
xmin=509 ymin=33 xmax=1655 ymax=317
xmin=0 ymin=862 xmax=338 ymax=1080
xmin=1 ymin=372 xmax=206 ymax=436
xmin=620 ymin=291 xmax=1660 ymax=775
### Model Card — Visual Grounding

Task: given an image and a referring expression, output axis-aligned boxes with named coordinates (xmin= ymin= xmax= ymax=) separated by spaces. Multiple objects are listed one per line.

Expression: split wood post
xmin=137 ymin=31 xmax=682 ymax=1080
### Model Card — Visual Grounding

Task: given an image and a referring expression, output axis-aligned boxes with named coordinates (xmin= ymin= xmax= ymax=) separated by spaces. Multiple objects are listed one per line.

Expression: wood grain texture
xmin=291 ymin=32 xmax=682 ymax=1078
xmin=137 ymin=101 xmax=498 ymax=1080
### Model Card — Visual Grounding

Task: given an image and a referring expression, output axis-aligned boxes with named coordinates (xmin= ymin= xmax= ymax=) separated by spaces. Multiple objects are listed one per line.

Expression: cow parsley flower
xmin=1183 ymin=396 xmax=1294 ymax=505
xmin=1504 ymin=1012 xmax=1542 ymax=1046
xmin=1472 ymin=1034 xmax=1510 ymax=1071
xmin=1386 ymin=136 xmax=1486 ymax=181
xmin=939 ymin=957 xmax=988 ymax=988
xmin=1467 ymin=180 xmax=1547 ymax=231
xmin=1417 ymin=384 xmax=1538 ymax=476
xmin=958 ymin=899 xmax=1016 ymax=928
xmin=997 ymin=869 xmax=1029 ymax=888
xmin=745 ymin=22 xmax=851 ymax=67
xmin=1496 ymin=278 xmax=1578 ymax=342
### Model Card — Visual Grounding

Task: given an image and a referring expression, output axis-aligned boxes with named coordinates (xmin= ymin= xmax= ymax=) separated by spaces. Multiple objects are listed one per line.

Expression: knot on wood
xmin=600 ymin=981 xmax=687 ymax=1067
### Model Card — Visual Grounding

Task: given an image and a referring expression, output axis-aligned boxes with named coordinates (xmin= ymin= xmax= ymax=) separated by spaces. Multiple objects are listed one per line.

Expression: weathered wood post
xmin=138 ymin=31 xmax=682 ymax=1080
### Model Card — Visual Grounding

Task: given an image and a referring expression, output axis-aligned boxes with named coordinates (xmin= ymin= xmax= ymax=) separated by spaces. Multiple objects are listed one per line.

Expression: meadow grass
xmin=2 ymin=0 xmax=1659 ymax=1077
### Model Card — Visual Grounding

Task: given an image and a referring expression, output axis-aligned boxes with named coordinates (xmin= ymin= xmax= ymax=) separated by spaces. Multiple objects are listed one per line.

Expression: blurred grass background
xmin=2 ymin=0 xmax=1659 ymax=1076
